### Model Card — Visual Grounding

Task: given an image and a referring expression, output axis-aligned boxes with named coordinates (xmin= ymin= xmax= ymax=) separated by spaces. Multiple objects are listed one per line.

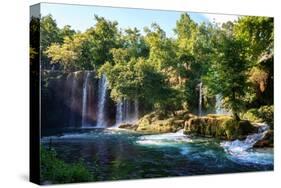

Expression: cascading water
xmin=198 ymin=82 xmax=203 ymax=116
xmin=220 ymin=123 xmax=273 ymax=165
xmin=81 ymin=72 xmax=90 ymax=128
xmin=116 ymin=99 xmax=123 ymax=126
xmin=215 ymin=94 xmax=230 ymax=115
xmin=221 ymin=124 xmax=269 ymax=153
xmin=96 ymin=75 xmax=108 ymax=128
xmin=114 ymin=98 xmax=139 ymax=127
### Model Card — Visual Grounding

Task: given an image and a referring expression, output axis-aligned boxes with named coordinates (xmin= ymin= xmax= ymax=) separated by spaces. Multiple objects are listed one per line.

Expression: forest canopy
xmin=31 ymin=13 xmax=273 ymax=119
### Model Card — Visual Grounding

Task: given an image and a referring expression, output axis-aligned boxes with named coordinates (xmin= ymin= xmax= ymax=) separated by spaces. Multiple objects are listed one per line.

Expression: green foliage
xmin=234 ymin=16 xmax=273 ymax=63
xmin=100 ymin=57 xmax=180 ymax=113
xmin=45 ymin=33 xmax=91 ymax=71
xmin=242 ymin=108 xmax=262 ymax=123
xmin=203 ymin=25 xmax=249 ymax=119
xmin=242 ymin=105 xmax=273 ymax=128
xmin=37 ymin=12 xmax=274 ymax=119
xmin=258 ymin=105 xmax=274 ymax=127
xmin=41 ymin=146 xmax=93 ymax=184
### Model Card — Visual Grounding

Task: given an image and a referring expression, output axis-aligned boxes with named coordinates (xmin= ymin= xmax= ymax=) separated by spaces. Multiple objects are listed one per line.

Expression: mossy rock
xmin=121 ymin=110 xmax=194 ymax=134
xmin=135 ymin=113 xmax=186 ymax=134
xmin=184 ymin=115 xmax=257 ymax=140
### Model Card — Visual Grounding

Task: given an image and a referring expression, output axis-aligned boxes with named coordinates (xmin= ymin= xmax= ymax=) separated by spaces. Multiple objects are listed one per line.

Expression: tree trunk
xmin=233 ymin=112 xmax=240 ymax=121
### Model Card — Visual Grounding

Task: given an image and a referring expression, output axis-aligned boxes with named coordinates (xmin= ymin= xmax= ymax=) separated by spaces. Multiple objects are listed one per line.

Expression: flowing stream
xmin=220 ymin=124 xmax=272 ymax=165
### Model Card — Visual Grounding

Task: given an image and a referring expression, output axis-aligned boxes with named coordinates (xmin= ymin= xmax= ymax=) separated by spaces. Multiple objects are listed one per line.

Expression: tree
xmin=122 ymin=27 xmax=149 ymax=58
xmin=234 ymin=16 xmax=273 ymax=63
xmin=204 ymin=24 xmax=249 ymax=120
xmin=40 ymin=15 xmax=63 ymax=69
xmin=85 ymin=15 xmax=121 ymax=68
xmin=45 ymin=33 xmax=90 ymax=71
xmin=234 ymin=16 xmax=273 ymax=108
xmin=174 ymin=13 xmax=203 ymax=111
xmin=60 ymin=25 xmax=76 ymax=39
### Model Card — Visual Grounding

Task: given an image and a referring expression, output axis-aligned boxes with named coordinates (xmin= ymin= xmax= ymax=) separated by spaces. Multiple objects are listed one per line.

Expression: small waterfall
xmin=133 ymin=99 xmax=139 ymax=120
xmin=221 ymin=124 xmax=269 ymax=153
xmin=96 ymin=75 xmax=108 ymax=128
xmin=81 ymin=72 xmax=90 ymax=128
xmin=198 ymin=82 xmax=203 ymax=116
xmin=114 ymin=98 xmax=139 ymax=127
xmin=116 ymin=99 xmax=123 ymax=125
xmin=215 ymin=94 xmax=230 ymax=115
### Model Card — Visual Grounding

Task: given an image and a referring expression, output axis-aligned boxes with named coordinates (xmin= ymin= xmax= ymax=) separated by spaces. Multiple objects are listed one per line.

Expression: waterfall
xmin=134 ymin=99 xmax=139 ymax=121
xmin=116 ymin=99 xmax=123 ymax=125
xmin=198 ymin=82 xmax=203 ymax=116
xmin=114 ymin=98 xmax=139 ymax=127
xmin=81 ymin=72 xmax=90 ymax=128
xmin=221 ymin=124 xmax=269 ymax=153
xmin=96 ymin=75 xmax=108 ymax=128
xmin=215 ymin=94 xmax=230 ymax=115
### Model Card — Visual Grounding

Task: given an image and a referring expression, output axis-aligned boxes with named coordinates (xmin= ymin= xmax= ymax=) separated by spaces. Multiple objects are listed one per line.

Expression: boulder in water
xmin=184 ymin=115 xmax=257 ymax=140
xmin=134 ymin=111 xmax=190 ymax=133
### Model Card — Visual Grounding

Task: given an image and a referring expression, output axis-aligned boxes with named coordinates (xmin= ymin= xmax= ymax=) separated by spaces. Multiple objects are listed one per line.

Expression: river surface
xmin=41 ymin=128 xmax=273 ymax=181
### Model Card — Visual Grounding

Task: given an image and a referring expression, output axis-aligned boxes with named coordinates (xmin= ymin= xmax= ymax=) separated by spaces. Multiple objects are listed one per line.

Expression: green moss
xmin=184 ymin=115 xmax=256 ymax=140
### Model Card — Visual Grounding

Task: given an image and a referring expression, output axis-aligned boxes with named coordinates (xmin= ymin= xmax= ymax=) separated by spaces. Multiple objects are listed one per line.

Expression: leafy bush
xmin=40 ymin=147 xmax=93 ymax=184
xmin=258 ymin=105 xmax=273 ymax=128
xmin=242 ymin=105 xmax=273 ymax=128
xmin=242 ymin=108 xmax=262 ymax=123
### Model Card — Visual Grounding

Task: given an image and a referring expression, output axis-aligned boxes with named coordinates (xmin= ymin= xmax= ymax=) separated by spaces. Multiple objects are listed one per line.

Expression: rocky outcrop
xmin=119 ymin=110 xmax=194 ymax=134
xmin=184 ymin=115 xmax=257 ymax=140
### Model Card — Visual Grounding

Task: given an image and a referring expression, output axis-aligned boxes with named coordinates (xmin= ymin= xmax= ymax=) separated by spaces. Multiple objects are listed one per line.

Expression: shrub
xmin=258 ymin=105 xmax=273 ymax=128
xmin=40 ymin=146 xmax=93 ymax=184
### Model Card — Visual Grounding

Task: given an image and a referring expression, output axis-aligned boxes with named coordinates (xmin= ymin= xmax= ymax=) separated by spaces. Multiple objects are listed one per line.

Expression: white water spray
xmin=221 ymin=124 xmax=269 ymax=153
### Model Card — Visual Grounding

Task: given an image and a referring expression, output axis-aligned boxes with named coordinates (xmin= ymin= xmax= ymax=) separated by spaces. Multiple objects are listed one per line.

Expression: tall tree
xmin=40 ymin=15 xmax=62 ymax=69
xmin=204 ymin=23 xmax=249 ymax=120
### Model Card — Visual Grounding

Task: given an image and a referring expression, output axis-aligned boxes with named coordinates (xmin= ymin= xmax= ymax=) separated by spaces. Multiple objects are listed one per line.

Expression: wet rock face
xmin=41 ymin=71 xmax=116 ymax=130
xmin=184 ymin=115 xmax=257 ymax=140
